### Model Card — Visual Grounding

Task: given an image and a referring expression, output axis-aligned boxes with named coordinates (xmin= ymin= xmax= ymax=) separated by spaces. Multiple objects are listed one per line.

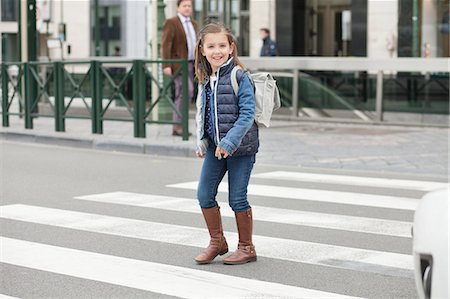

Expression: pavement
xmin=1 ymin=112 xmax=449 ymax=179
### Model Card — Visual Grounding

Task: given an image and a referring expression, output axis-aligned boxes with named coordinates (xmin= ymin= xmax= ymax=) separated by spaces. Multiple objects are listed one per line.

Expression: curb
xmin=0 ymin=131 xmax=196 ymax=158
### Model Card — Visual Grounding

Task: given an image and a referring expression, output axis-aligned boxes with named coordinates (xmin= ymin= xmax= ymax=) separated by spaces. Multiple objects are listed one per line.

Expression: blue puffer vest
xmin=197 ymin=59 xmax=259 ymax=156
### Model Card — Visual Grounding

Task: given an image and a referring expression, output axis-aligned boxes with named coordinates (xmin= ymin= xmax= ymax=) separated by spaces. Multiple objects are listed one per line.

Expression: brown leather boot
xmin=223 ymin=208 xmax=257 ymax=265
xmin=194 ymin=206 xmax=228 ymax=264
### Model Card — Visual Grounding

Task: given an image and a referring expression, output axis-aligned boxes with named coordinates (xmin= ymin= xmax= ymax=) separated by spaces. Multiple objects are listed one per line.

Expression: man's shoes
xmin=172 ymin=130 xmax=192 ymax=137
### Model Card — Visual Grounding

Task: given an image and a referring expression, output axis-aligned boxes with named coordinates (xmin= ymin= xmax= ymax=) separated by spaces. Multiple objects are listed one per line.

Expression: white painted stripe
xmin=252 ymin=171 xmax=447 ymax=191
xmin=75 ymin=192 xmax=412 ymax=237
xmin=0 ymin=237 xmax=356 ymax=299
xmin=0 ymin=205 xmax=413 ymax=276
xmin=0 ymin=295 xmax=21 ymax=299
xmin=167 ymin=182 xmax=420 ymax=211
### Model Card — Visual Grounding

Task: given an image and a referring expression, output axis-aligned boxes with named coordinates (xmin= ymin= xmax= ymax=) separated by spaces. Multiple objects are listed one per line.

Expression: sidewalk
xmin=1 ymin=115 xmax=448 ymax=178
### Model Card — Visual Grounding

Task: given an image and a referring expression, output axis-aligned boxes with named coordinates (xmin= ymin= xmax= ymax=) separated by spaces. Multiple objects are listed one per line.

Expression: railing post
xmin=24 ymin=63 xmax=33 ymax=129
xmin=292 ymin=69 xmax=299 ymax=117
xmin=181 ymin=60 xmax=189 ymax=141
xmin=375 ymin=70 xmax=384 ymax=122
xmin=54 ymin=61 xmax=65 ymax=132
xmin=90 ymin=60 xmax=103 ymax=134
xmin=1 ymin=63 xmax=9 ymax=127
xmin=133 ymin=60 xmax=146 ymax=138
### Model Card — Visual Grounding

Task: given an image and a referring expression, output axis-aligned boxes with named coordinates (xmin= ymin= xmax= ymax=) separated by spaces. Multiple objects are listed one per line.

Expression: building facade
xmin=1 ymin=0 xmax=448 ymax=61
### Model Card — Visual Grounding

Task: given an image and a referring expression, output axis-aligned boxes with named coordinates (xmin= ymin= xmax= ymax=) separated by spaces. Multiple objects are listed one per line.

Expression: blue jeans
xmin=197 ymin=143 xmax=255 ymax=212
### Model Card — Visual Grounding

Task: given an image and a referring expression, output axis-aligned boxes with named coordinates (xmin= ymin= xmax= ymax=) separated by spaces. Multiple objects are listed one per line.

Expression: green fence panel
xmin=1 ymin=63 xmax=8 ymax=127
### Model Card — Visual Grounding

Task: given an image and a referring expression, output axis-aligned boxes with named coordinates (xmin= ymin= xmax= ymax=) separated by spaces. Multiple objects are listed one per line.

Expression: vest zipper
xmin=213 ymin=70 xmax=221 ymax=145
xmin=211 ymin=58 xmax=234 ymax=146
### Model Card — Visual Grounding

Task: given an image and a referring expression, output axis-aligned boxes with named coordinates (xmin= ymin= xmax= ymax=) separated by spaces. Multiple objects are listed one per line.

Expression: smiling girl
xmin=193 ymin=22 xmax=259 ymax=265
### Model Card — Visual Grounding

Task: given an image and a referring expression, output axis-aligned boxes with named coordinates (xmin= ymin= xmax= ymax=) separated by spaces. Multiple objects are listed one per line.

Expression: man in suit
xmin=161 ymin=0 xmax=198 ymax=136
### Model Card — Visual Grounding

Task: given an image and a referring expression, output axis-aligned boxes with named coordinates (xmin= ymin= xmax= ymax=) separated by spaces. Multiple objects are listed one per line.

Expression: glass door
xmin=303 ymin=0 xmax=352 ymax=56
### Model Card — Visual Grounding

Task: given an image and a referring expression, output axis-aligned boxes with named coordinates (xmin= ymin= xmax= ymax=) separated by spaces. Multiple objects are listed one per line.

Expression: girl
xmin=193 ymin=22 xmax=259 ymax=265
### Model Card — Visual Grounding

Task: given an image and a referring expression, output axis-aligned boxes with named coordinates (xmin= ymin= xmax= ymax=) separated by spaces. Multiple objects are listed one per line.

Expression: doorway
xmin=312 ymin=0 xmax=352 ymax=56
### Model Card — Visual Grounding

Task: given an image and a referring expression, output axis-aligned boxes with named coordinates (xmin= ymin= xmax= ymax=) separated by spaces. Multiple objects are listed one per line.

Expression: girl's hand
xmin=215 ymin=146 xmax=229 ymax=160
xmin=196 ymin=150 xmax=205 ymax=159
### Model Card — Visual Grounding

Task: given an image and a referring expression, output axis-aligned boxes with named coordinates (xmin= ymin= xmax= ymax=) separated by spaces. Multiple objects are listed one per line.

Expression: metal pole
xmin=375 ymin=70 xmax=384 ymax=122
xmin=54 ymin=61 xmax=65 ymax=132
xmin=27 ymin=0 xmax=37 ymax=62
xmin=17 ymin=1 xmax=23 ymax=116
xmin=133 ymin=60 xmax=146 ymax=138
xmin=20 ymin=0 xmax=29 ymax=127
xmin=158 ymin=0 xmax=171 ymax=121
xmin=27 ymin=0 xmax=38 ymax=117
xmin=24 ymin=63 xmax=33 ymax=128
xmin=412 ymin=0 xmax=420 ymax=57
xmin=94 ymin=0 xmax=100 ymax=56
xmin=292 ymin=69 xmax=299 ymax=117
xmin=17 ymin=0 xmax=22 ymax=62
xmin=181 ymin=60 xmax=189 ymax=140
xmin=90 ymin=60 xmax=103 ymax=134
xmin=2 ymin=64 xmax=9 ymax=126
xmin=150 ymin=0 xmax=159 ymax=121
xmin=22 ymin=0 xmax=38 ymax=129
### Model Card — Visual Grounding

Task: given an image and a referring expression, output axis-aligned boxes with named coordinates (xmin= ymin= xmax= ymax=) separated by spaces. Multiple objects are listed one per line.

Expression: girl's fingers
xmin=215 ymin=147 xmax=222 ymax=160
xmin=220 ymin=147 xmax=229 ymax=158
xmin=215 ymin=147 xmax=229 ymax=160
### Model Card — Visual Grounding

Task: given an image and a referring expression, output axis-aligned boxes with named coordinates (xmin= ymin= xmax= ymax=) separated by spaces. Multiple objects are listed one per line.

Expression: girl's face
xmin=201 ymin=32 xmax=233 ymax=74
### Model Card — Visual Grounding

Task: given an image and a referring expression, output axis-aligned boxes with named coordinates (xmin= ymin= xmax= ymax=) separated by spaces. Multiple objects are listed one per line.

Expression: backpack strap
xmin=230 ymin=65 xmax=243 ymax=96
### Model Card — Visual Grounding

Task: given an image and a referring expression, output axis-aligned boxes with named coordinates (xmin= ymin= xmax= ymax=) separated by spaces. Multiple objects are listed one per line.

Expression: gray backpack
xmin=231 ymin=66 xmax=281 ymax=128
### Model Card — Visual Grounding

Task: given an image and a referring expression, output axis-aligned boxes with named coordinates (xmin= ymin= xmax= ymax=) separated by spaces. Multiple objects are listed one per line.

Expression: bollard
xmin=24 ymin=63 xmax=33 ymax=129
xmin=90 ymin=60 xmax=103 ymax=134
xmin=133 ymin=60 xmax=146 ymax=138
xmin=54 ymin=61 xmax=65 ymax=132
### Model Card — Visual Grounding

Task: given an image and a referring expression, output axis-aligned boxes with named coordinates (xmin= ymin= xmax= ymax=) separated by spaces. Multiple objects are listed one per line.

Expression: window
xmin=90 ymin=3 xmax=121 ymax=56
xmin=193 ymin=0 xmax=249 ymax=55
xmin=1 ymin=0 xmax=18 ymax=22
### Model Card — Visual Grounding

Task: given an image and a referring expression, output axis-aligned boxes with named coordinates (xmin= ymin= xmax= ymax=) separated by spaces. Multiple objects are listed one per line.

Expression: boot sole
xmin=223 ymin=256 xmax=257 ymax=265
xmin=194 ymin=249 xmax=229 ymax=265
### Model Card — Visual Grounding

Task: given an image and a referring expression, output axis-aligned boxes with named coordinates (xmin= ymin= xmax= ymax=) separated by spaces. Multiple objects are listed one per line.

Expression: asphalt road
xmin=2 ymin=140 xmax=445 ymax=298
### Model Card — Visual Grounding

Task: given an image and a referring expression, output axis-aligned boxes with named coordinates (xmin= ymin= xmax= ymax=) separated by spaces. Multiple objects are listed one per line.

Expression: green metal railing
xmin=1 ymin=63 xmax=24 ymax=126
xmin=0 ymin=59 xmax=190 ymax=140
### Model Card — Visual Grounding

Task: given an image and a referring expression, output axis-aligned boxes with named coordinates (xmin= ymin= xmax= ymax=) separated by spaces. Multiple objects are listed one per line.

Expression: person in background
xmin=113 ymin=46 xmax=121 ymax=56
xmin=161 ymin=0 xmax=198 ymax=136
xmin=109 ymin=46 xmax=124 ymax=84
xmin=259 ymin=28 xmax=277 ymax=57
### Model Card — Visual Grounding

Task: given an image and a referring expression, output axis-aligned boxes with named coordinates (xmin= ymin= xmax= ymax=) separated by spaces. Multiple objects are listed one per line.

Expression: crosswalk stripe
xmin=75 ymin=192 xmax=412 ymax=237
xmin=252 ymin=171 xmax=447 ymax=191
xmin=0 ymin=237 xmax=357 ymax=299
xmin=0 ymin=295 xmax=21 ymax=299
xmin=0 ymin=204 xmax=413 ymax=277
xmin=167 ymin=182 xmax=419 ymax=210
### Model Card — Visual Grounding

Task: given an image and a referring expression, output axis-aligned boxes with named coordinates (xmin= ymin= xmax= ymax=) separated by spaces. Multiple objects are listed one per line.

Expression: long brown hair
xmin=194 ymin=22 xmax=244 ymax=84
